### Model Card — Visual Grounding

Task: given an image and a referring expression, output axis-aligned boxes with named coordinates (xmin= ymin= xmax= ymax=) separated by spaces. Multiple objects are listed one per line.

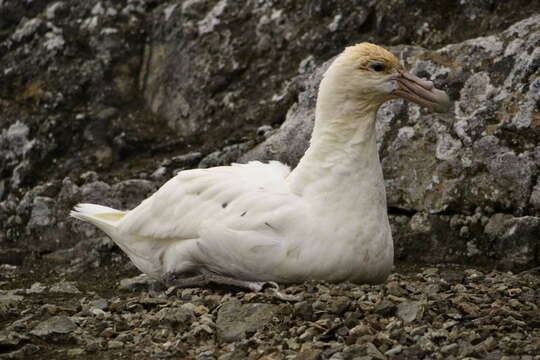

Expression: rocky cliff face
xmin=0 ymin=0 xmax=539 ymax=270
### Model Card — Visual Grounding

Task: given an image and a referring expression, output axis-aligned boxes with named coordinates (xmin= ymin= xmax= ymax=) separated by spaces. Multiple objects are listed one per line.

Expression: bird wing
xmin=117 ymin=160 xmax=296 ymax=242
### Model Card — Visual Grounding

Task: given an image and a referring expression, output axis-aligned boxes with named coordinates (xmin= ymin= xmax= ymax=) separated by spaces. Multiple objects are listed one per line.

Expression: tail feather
xmin=70 ymin=203 xmax=161 ymax=278
xmin=70 ymin=203 xmax=125 ymax=224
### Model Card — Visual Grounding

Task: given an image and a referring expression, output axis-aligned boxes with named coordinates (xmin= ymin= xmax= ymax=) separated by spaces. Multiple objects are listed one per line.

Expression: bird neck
xmin=288 ymin=92 xmax=384 ymax=198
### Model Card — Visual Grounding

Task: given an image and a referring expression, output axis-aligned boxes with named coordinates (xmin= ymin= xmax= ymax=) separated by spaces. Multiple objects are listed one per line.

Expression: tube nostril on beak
xmin=401 ymin=71 xmax=434 ymax=90
xmin=415 ymin=77 xmax=434 ymax=90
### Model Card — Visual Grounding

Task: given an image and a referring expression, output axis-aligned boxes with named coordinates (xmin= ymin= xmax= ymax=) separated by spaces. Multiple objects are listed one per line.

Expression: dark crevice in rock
xmin=387 ymin=207 xmax=417 ymax=217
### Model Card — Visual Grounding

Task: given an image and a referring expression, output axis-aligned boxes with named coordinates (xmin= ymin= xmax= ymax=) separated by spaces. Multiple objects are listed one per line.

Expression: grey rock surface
xmin=29 ymin=315 xmax=77 ymax=337
xmin=216 ymin=300 xmax=279 ymax=342
xmin=0 ymin=331 xmax=25 ymax=348
xmin=49 ymin=281 xmax=81 ymax=294
xmin=118 ymin=274 xmax=159 ymax=292
xmin=396 ymin=301 xmax=422 ymax=323
xmin=0 ymin=291 xmax=23 ymax=307
xmin=484 ymin=215 xmax=540 ymax=270
xmin=6 ymin=175 xmax=157 ymax=253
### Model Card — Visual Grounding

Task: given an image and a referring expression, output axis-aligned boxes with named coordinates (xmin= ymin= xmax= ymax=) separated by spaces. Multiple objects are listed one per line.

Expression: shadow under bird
xmin=71 ymin=43 xmax=450 ymax=292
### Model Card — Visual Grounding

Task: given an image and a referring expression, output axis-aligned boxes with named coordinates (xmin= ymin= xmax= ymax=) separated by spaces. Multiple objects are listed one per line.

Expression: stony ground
xmin=1 ymin=254 xmax=539 ymax=360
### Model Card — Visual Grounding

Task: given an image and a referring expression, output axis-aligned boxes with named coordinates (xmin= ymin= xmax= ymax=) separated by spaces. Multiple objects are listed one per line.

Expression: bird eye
xmin=369 ymin=62 xmax=385 ymax=72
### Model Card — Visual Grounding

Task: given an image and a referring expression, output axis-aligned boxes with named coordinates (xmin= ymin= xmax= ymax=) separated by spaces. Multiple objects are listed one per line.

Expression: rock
xmin=440 ymin=343 xmax=459 ymax=354
xmin=110 ymin=179 xmax=157 ymax=210
xmin=294 ymin=349 xmax=322 ymax=360
xmin=66 ymin=348 xmax=85 ymax=357
xmin=11 ymin=18 xmax=44 ymax=42
xmin=327 ymin=296 xmax=350 ymax=315
xmin=107 ymin=340 xmax=123 ymax=349
xmin=294 ymin=301 xmax=314 ymax=321
xmin=374 ymin=299 xmax=396 ymax=316
xmin=0 ymin=265 xmax=18 ymax=279
xmin=484 ymin=215 xmax=540 ymax=270
xmin=385 ymin=345 xmax=403 ymax=357
xmin=88 ymin=298 xmax=108 ymax=311
xmin=199 ymin=142 xmax=255 ymax=169
xmin=45 ymin=2 xmax=67 ymax=20
xmin=30 ymin=316 xmax=77 ymax=337
xmin=26 ymin=282 xmax=47 ymax=294
xmin=90 ymin=308 xmax=110 ymax=319
xmin=16 ymin=176 xmax=156 ymax=253
xmin=531 ymin=179 xmax=540 ymax=211
xmin=24 ymin=195 xmax=60 ymax=251
xmin=49 ymin=281 xmax=81 ymax=294
xmin=163 ymin=152 xmax=203 ymax=170
xmin=0 ymin=121 xmax=37 ymax=189
xmin=155 ymin=306 xmax=195 ymax=330
xmin=118 ymin=274 xmax=158 ymax=291
xmin=0 ymin=331 xmax=24 ymax=348
xmin=42 ymin=304 xmax=78 ymax=316
xmin=256 ymin=125 xmax=274 ymax=138
xmin=396 ymin=301 xmax=421 ymax=323
xmin=0 ymin=291 xmax=23 ymax=307
xmin=43 ymin=236 xmax=113 ymax=272
xmin=0 ymin=344 xmax=40 ymax=359
xmin=26 ymin=196 xmax=54 ymax=222
xmin=216 ymin=300 xmax=279 ymax=342
xmin=366 ymin=342 xmax=386 ymax=360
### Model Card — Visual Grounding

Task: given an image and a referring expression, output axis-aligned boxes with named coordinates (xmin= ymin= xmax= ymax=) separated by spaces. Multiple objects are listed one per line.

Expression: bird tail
xmin=70 ymin=203 xmax=162 ymax=277
xmin=70 ymin=203 xmax=126 ymax=235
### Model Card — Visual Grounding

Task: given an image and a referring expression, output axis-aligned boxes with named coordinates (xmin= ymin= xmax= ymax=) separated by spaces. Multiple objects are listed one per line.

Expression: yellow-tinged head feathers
xmin=339 ymin=42 xmax=401 ymax=73
xmin=318 ymin=42 xmax=450 ymax=118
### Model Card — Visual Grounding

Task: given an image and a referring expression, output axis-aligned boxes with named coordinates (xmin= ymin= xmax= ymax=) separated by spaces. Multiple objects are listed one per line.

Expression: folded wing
xmin=117 ymin=161 xmax=294 ymax=241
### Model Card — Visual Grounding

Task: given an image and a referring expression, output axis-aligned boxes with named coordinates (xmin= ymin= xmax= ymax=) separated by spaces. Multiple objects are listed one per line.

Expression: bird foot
xmin=164 ymin=271 xmax=267 ymax=292
xmin=163 ymin=272 xmax=299 ymax=301
xmin=263 ymin=281 xmax=301 ymax=302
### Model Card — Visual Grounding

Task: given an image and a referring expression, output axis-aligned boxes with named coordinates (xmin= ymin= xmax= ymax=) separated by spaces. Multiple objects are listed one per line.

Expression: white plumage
xmin=71 ymin=43 xmax=450 ymax=289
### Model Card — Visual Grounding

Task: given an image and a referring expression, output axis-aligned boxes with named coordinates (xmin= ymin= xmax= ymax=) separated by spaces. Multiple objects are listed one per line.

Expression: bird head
xmin=327 ymin=42 xmax=450 ymax=113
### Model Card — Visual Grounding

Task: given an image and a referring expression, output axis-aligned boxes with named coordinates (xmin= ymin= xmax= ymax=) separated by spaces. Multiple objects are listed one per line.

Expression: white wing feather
xmin=117 ymin=161 xmax=294 ymax=241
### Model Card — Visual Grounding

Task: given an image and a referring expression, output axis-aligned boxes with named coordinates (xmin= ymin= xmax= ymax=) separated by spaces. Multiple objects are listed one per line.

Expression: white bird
xmin=71 ymin=43 xmax=450 ymax=291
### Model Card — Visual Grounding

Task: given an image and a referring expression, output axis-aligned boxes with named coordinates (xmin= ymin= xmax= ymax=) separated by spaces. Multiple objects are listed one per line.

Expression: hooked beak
xmin=392 ymin=70 xmax=451 ymax=113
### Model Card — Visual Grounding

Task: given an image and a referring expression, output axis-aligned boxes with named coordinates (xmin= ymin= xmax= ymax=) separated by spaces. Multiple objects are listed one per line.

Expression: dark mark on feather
xmin=158 ymin=250 xmax=166 ymax=268
xmin=241 ymin=211 xmax=247 ymax=217
xmin=222 ymin=203 xmax=228 ymax=208
xmin=265 ymin=222 xmax=276 ymax=230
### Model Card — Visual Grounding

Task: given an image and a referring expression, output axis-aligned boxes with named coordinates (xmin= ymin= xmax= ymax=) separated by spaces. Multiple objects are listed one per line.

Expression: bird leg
xmin=163 ymin=271 xmax=300 ymax=301
xmin=202 ymin=271 xmax=268 ymax=292
xmin=163 ymin=273 xmax=209 ymax=288
xmin=163 ymin=271 xmax=267 ymax=292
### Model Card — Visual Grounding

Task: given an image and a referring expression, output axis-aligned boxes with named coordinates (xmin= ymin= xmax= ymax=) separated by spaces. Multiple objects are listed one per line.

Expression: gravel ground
xmin=1 ymin=256 xmax=539 ymax=360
